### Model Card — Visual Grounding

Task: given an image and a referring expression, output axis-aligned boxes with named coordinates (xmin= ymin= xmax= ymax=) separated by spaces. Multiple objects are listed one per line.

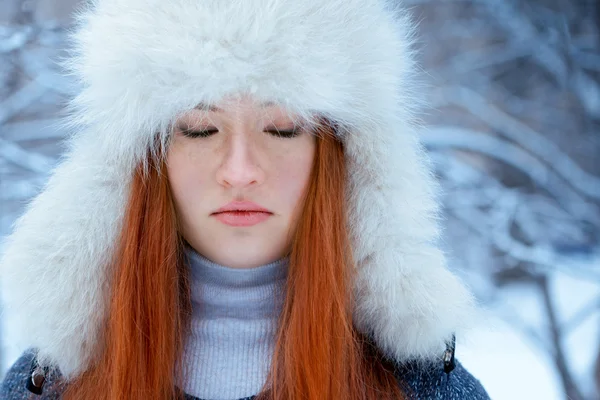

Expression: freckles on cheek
xmin=180 ymin=166 xmax=209 ymax=199
xmin=277 ymin=158 xmax=313 ymax=205
xmin=169 ymin=151 xmax=208 ymax=205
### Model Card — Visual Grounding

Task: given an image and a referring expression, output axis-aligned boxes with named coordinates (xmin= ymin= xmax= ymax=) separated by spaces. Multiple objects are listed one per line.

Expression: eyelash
xmin=179 ymin=127 xmax=301 ymax=139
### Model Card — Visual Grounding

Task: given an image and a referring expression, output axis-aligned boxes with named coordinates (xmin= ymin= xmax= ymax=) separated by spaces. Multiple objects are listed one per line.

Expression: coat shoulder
xmin=1 ymin=350 xmax=489 ymax=400
xmin=0 ymin=349 xmax=66 ymax=400
xmin=394 ymin=358 xmax=490 ymax=400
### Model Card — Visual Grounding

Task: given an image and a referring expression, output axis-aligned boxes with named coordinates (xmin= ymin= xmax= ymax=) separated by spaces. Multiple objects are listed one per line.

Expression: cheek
xmin=274 ymin=142 xmax=315 ymax=210
xmin=166 ymin=147 xmax=208 ymax=213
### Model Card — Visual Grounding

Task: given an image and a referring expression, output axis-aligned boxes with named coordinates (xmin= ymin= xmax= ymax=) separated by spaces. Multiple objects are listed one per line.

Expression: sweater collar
xmin=183 ymin=245 xmax=289 ymax=319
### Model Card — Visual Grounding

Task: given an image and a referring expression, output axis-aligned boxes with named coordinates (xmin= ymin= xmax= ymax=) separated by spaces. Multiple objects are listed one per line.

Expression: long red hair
xmin=64 ymin=121 xmax=405 ymax=399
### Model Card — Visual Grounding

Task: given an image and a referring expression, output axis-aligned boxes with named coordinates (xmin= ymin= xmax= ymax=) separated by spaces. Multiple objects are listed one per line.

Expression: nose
xmin=215 ymin=132 xmax=266 ymax=189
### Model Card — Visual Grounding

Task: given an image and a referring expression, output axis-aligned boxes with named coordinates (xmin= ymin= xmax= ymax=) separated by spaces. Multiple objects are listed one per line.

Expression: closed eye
xmin=180 ymin=128 xmax=218 ymax=138
xmin=264 ymin=127 xmax=301 ymax=139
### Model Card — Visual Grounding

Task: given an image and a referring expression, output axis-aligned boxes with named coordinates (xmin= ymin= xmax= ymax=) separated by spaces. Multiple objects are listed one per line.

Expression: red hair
xmin=64 ymin=121 xmax=405 ymax=399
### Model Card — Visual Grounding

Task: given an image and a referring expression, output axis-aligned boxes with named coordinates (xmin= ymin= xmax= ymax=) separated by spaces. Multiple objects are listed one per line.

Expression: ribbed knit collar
xmin=183 ymin=245 xmax=289 ymax=320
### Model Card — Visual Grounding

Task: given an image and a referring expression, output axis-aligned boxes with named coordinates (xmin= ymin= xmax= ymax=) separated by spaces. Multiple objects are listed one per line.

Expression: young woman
xmin=0 ymin=0 xmax=490 ymax=399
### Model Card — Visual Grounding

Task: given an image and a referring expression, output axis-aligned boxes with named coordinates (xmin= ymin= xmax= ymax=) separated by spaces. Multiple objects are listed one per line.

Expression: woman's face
xmin=167 ymin=95 xmax=316 ymax=269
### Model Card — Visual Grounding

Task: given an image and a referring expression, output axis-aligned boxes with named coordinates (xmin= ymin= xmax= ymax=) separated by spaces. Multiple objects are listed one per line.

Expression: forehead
xmin=190 ymin=95 xmax=316 ymax=125
xmin=196 ymin=96 xmax=290 ymax=118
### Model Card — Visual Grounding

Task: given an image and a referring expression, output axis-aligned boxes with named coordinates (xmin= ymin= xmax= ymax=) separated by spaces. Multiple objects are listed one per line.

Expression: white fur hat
xmin=0 ymin=0 xmax=477 ymax=378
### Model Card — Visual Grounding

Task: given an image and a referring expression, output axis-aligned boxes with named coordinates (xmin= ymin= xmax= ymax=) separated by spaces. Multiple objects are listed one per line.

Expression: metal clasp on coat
xmin=443 ymin=333 xmax=456 ymax=374
xmin=26 ymin=356 xmax=48 ymax=395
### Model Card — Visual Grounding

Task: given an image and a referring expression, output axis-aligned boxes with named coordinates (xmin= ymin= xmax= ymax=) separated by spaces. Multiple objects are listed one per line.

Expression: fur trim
xmin=0 ymin=0 xmax=476 ymax=378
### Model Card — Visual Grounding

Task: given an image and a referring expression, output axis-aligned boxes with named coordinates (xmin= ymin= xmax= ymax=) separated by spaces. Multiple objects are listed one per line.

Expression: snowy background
xmin=1 ymin=0 xmax=599 ymax=399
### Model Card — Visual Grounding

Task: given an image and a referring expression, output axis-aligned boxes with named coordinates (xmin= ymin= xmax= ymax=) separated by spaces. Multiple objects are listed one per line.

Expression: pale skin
xmin=166 ymin=95 xmax=317 ymax=269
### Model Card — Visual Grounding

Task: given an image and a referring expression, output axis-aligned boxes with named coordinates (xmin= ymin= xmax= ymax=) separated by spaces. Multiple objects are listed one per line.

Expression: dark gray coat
xmin=1 ymin=348 xmax=490 ymax=399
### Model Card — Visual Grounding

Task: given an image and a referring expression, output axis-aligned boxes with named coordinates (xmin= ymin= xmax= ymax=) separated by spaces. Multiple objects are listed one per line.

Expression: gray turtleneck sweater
xmin=177 ymin=246 xmax=289 ymax=400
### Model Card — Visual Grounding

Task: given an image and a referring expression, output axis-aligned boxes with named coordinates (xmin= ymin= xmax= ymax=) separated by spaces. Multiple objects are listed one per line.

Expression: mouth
xmin=212 ymin=200 xmax=273 ymax=226
xmin=212 ymin=210 xmax=272 ymax=227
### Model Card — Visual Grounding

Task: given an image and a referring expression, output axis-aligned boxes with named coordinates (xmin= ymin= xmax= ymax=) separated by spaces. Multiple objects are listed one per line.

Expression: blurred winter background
xmin=0 ymin=0 xmax=599 ymax=399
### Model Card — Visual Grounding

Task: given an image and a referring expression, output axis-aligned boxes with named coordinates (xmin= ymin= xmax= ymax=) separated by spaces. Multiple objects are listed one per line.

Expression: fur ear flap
xmin=345 ymin=122 xmax=477 ymax=362
xmin=1 ymin=140 xmax=132 ymax=378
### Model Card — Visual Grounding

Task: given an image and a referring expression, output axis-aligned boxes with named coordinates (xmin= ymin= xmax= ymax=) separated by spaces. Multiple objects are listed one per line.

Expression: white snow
xmin=459 ymin=316 xmax=563 ymax=400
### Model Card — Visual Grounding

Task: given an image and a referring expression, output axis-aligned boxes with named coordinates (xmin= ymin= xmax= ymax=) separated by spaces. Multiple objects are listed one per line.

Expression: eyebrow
xmin=194 ymin=101 xmax=277 ymax=112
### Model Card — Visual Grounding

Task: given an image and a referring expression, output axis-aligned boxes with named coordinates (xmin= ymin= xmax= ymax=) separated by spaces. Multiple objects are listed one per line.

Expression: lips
xmin=213 ymin=200 xmax=272 ymax=214
xmin=212 ymin=201 xmax=273 ymax=227
xmin=213 ymin=211 xmax=271 ymax=227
